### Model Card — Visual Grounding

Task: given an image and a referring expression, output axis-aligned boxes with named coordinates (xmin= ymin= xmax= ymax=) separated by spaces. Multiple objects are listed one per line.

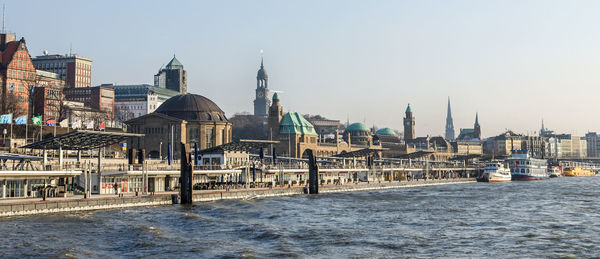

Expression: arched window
xmin=205 ymin=113 xmax=212 ymax=120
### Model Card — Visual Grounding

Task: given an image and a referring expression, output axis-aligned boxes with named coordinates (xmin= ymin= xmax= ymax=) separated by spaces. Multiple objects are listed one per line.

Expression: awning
xmin=198 ymin=139 xmax=279 ymax=155
xmin=21 ymin=130 xmax=144 ymax=150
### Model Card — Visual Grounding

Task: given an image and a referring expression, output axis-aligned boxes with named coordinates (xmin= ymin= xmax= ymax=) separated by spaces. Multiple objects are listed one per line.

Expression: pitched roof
xmin=1 ymin=41 xmax=20 ymax=67
xmin=279 ymin=112 xmax=317 ymax=135
xmin=166 ymin=55 xmax=183 ymax=68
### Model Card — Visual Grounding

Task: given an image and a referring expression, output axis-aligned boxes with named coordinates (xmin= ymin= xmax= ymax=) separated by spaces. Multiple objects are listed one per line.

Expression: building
xmin=306 ymin=116 xmax=341 ymax=139
xmin=452 ymin=141 xmax=483 ymax=155
xmin=154 ymin=56 xmax=186 ymax=94
xmin=267 ymin=94 xmax=372 ymax=158
xmin=403 ymin=104 xmax=415 ymax=141
xmin=483 ymin=131 xmax=523 ymax=157
xmin=344 ymin=122 xmax=373 ymax=146
xmin=253 ymin=58 xmax=270 ymax=117
xmin=0 ymin=34 xmax=36 ymax=117
xmin=547 ymin=134 xmax=587 ymax=159
xmin=539 ymin=120 xmax=554 ymax=137
xmin=61 ymin=100 xmax=107 ymax=127
xmin=32 ymin=53 xmax=92 ymax=88
xmin=457 ymin=113 xmax=481 ymax=141
xmin=99 ymin=84 xmax=179 ymax=125
xmin=126 ymin=93 xmax=232 ymax=159
xmin=445 ymin=97 xmax=455 ymax=140
xmin=33 ymin=70 xmax=65 ymax=121
xmin=374 ymin=128 xmax=401 ymax=144
xmin=63 ymin=86 xmax=114 ymax=125
xmin=585 ymin=132 xmax=600 ymax=158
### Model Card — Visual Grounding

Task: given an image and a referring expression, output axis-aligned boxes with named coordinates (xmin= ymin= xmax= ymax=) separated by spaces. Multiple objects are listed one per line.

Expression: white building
xmin=546 ymin=134 xmax=587 ymax=158
xmin=99 ymin=84 xmax=179 ymax=127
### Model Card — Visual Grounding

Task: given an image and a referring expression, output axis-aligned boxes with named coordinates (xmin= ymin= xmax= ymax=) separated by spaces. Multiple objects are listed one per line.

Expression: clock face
xmin=405 ymin=121 xmax=410 ymax=126
xmin=257 ymin=91 xmax=263 ymax=98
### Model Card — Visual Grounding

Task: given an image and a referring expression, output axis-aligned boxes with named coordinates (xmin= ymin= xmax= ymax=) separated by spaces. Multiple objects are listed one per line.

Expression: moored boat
xmin=507 ymin=150 xmax=549 ymax=181
xmin=548 ymin=166 xmax=562 ymax=178
xmin=563 ymin=167 xmax=595 ymax=177
xmin=478 ymin=162 xmax=511 ymax=182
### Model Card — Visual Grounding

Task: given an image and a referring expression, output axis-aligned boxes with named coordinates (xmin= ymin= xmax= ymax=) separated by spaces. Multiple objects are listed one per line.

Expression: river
xmin=0 ymin=177 xmax=598 ymax=258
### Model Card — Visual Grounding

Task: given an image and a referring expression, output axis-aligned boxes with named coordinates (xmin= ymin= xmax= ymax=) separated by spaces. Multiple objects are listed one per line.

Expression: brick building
xmin=0 ymin=33 xmax=36 ymax=117
xmin=32 ymin=53 xmax=92 ymax=88
xmin=33 ymin=70 xmax=65 ymax=121
xmin=63 ymin=86 xmax=114 ymax=125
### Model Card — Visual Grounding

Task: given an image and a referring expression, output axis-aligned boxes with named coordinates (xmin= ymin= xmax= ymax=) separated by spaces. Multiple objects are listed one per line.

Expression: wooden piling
xmin=180 ymin=142 xmax=193 ymax=204
xmin=306 ymin=149 xmax=319 ymax=194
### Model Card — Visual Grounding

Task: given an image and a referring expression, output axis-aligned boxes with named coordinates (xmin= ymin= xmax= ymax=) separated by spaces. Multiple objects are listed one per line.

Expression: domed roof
xmin=272 ymin=92 xmax=279 ymax=100
xmin=346 ymin=122 xmax=370 ymax=132
xmin=375 ymin=128 xmax=397 ymax=136
xmin=257 ymin=59 xmax=268 ymax=79
xmin=155 ymin=93 xmax=228 ymax=122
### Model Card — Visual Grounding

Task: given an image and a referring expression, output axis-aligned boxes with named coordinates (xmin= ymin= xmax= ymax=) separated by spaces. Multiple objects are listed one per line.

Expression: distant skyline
xmin=7 ymin=0 xmax=600 ymax=138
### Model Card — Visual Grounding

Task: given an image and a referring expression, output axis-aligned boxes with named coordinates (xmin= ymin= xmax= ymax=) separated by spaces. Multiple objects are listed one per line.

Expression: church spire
xmin=445 ymin=97 xmax=455 ymax=140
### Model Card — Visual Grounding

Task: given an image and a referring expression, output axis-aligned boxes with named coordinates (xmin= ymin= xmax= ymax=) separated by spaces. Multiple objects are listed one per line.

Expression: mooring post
xmin=180 ymin=142 xmax=193 ymax=204
xmin=307 ymin=149 xmax=319 ymax=194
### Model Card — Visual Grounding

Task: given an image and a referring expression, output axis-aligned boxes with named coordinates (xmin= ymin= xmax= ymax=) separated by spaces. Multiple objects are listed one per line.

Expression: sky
xmin=7 ymin=0 xmax=600 ymax=138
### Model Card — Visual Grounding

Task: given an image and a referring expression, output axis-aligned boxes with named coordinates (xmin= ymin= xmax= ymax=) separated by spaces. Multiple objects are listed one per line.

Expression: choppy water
xmin=1 ymin=177 xmax=599 ymax=258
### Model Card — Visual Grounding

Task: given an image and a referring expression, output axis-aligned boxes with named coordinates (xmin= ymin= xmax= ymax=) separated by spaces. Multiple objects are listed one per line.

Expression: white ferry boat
xmin=507 ymin=150 xmax=549 ymax=181
xmin=478 ymin=162 xmax=512 ymax=182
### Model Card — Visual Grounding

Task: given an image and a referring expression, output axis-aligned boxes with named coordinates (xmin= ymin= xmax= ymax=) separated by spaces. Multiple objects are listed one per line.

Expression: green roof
xmin=279 ymin=112 xmax=317 ymax=135
xmin=166 ymin=55 xmax=183 ymax=68
xmin=375 ymin=128 xmax=397 ymax=136
xmin=406 ymin=104 xmax=412 ymax=113
xmin=346 ymin=122 xmax=370 ymax=132
xmin=272 ymin=92 xmax=279 ymax=100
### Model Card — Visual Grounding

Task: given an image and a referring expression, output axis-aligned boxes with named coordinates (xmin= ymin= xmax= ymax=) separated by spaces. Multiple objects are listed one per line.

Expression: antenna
xmin=2 ymin=4 xmax=5 ymax=34
xmin=69 ymin=42 xmax=72 ymax=56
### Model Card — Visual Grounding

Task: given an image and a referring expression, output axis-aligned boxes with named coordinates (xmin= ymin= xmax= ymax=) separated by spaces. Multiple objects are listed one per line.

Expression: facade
xmin=445 ymin=97 xmax=455 ymax=140
xmin=100 ymin=84 xmax=179 ymax=125
xmin=61 ymin=100 xmax=107 ymax=127
xmin=483 ymin=131 xmax=523 ymax=157
xmin=452 ymin=141 xmax=483 ymax=155
xmin=0 ymin=34 xmax=36 ymax=117
xmin=32 ymin=53 xmax=92 ymax=88
xmin=546 ymin=134 xmax=587 ymax=158
xmin=63 ymin=86 xmax=114 ymax=125
xmin=154 ymin=56 xmax=187 ymax=94
xmin=403 ymin=104 xmax=415 ymax=141
xmin=267 ymin=94 xmax=371 ymax=158
xmin=457 ymin=113 xmax=481 ymax=141
xmin=33 ymin=70 xmax=65 ymax=121
xmin=307 ymin=117 xmax=341 ymax=137
xmin=126 ymin=93 xmax=232 ymax=159
xmin=253 ymin=58 xmax=270 ymax=117
xmin=585 ymin=132 xmax=600 ymax=158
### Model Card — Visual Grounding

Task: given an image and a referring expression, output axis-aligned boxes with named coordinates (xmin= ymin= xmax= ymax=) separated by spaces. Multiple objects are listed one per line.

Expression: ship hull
xmin=511 ymin=174 xmax=549 ymax=181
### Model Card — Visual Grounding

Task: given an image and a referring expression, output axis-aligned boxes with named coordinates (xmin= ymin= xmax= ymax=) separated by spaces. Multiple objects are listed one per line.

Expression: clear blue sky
xmin=8 ymin=0 xmax=600 ymax=137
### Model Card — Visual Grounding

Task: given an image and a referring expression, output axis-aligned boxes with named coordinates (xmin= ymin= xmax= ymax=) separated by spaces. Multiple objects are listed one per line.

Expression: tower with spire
xmin=253 ymin=56 xmax=270 ymax=117
xmin=403 ymin=104 xmax=415 ymax=141
xmin=474 ymin=112 xmax=481 ymax=139
xmin=154 ymin=55 xmax=187 ymax=94
xmin=445 ymin=97 xmax=455 ymax=140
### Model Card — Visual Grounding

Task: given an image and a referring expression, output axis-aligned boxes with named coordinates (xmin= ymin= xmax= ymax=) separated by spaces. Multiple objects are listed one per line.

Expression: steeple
xmin=403 ymin=103 xmax=415 ymax=141
xmin=474 ymin=112 xmax=481 ymax=139
xmin=254 ymin=52 xmax=270 ymax=117
xmin=445 ymin=97 xmax=455 ymax=140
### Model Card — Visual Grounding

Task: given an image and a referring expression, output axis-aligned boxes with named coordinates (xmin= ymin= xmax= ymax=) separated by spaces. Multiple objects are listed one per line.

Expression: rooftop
xmin=280 ymin=112 xmax=317 ymax=135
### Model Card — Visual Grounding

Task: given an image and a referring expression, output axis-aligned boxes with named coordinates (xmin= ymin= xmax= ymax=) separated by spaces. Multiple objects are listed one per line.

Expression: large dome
xmin=155 ymin=93 xmax=228 ymax=122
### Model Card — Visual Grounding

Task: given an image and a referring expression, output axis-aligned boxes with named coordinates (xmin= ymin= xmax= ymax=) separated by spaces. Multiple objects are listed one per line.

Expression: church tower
xmin=253 ymin=57 xmax=270 ymax=117
xmin=403 ymin=104 xmax=415 ymax=141
xmin=268 ymin=93 xmax=283 ymax=140
xmin=445 ymin=97 xmax=455 ymax=140
xmin=474 ymin=112 xmax=481 ymax=139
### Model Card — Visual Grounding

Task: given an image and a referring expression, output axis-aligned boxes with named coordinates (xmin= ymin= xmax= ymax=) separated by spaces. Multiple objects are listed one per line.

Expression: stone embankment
xmin=0 ymin=178 xmax=476 ymax=217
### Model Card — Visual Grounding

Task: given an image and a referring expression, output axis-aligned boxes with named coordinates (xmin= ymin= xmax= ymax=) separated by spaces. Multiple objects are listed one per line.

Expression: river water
xmin=1 ymin=177 xmax=599 ymax=258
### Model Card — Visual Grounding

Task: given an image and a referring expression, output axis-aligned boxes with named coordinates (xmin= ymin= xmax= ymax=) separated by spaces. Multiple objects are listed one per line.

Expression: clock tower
xmin=253 ymin=57 xmax=270 ymax=117
xmin=403 ymin=104 xmax=415 ymax=141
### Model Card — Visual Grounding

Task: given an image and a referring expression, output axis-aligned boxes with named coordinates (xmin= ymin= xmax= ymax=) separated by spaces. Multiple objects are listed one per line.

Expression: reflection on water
xmin=1 ymin=177 xmax=599 ymax=258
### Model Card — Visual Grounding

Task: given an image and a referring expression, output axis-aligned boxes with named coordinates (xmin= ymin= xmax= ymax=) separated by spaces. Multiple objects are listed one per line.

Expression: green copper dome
xmin=406 ymin=104 xmax=412 ymax=113
xmin=375 ymin=128 xmax=397 ymax=136
xmin=279 ymin=112 xmax=317 ymax=135
xmin=272 ymin=92 xmax=279 ymax=100
xmin=346 ymin=122 xmax=370 ymax=132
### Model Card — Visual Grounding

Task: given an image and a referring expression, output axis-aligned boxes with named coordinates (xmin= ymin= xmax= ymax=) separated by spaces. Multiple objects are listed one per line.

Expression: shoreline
xmin=0 ymin=178 xmax=476 ymax=217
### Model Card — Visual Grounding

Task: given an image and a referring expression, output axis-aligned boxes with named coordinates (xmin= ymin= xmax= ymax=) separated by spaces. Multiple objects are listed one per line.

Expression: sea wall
xmin=0 ymin=178 xmax=476 ymax=217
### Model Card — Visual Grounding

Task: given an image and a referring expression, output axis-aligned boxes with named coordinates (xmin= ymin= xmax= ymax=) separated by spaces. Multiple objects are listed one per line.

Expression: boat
xmin=507 ymin=150 xmax=549 ymax=181
xmin=563 ymin=167 xmax=595 ymax=177
xmin=478 ymin=162 xmax=511 ymax=182
xmin=548 ymin=166 xmax=562 ymax=178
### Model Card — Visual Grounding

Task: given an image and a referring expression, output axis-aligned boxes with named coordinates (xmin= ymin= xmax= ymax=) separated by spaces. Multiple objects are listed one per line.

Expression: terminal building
xmin=126 ymin=93 xmax=232 ymax=159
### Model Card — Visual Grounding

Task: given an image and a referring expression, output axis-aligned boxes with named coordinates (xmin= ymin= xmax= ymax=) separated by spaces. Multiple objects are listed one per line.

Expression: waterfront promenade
xmin=0 ymin=178 xmax=475 ymax=217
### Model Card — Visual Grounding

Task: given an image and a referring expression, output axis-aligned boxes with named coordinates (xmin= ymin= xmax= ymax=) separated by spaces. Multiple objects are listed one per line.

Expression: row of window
xmin=8 ymin=70 xmax=34 ymax=81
